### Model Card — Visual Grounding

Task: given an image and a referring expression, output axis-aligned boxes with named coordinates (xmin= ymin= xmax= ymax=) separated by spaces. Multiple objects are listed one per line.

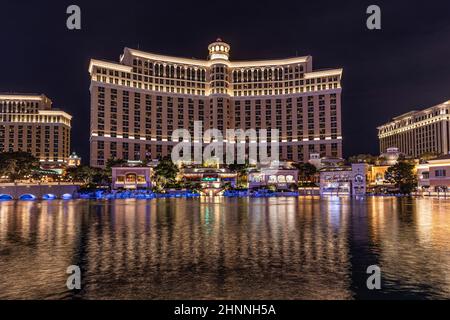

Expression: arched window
xmin=156 ymin=64 xmax=163 ymax=76
xmin=126 ymin=173 xmax=137 ymax=183
xmin=165 ymin=65 xmax=170 ymax=76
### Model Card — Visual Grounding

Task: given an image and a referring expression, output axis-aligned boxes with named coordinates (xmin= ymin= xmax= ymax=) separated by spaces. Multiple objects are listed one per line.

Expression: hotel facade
xmin=378 ymin=100 xmax=450 ymax=158
xmin=417 ymin=154 xmax=450 ymax=192
xmin=0 ymin=94 xmax=72 ymax=165
xmin=89 ymin=40 xmax=343 ymax=167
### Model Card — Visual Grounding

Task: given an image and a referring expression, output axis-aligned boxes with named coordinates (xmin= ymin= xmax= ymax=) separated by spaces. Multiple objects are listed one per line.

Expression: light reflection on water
xmin=0 ymin=197 xmax=449 ymax=300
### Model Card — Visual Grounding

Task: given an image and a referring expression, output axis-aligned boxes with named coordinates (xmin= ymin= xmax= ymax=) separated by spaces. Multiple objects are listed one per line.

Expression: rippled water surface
xmin=0 ymin=197 xmax=450 ymax=300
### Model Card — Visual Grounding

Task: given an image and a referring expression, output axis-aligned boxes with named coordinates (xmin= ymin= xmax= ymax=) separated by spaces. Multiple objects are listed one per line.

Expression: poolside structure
xmin=248 ymin=168 xmax=298 ymax=191
xmin=0 ymin=183 xmax=80 ymax=200
xmin=180 ymin=167 xmax=237 ymax=195
xmin=417 ymin=153 xmax=450 ymax=193
xmin=111 ymin=166 xmax=152 ymax=190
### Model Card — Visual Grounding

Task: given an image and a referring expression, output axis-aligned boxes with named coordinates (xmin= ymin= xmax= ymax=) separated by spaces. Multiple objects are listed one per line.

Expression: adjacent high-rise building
xmin=0 ymin=94 xmax=72 ymax=165
xmin=378 ymin=100 xmax=450 ymax=157
xmin=89 ymin=39 xmax=343 ymax=167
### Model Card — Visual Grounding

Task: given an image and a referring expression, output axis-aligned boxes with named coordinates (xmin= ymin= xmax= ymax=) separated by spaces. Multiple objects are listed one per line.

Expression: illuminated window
xmin=125 ymin=173 xmax=137 ymax=183
xmin=250 ymin=174 xmax=263 ymax=183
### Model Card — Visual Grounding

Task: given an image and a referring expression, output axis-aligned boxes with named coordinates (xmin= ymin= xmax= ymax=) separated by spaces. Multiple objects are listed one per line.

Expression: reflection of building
xmin=0 ymin=94 xmax=72 ymax=166
xmin=378 ymin=100 xmax=450 ymax=157
xmin=89 ymin=39 xmax=343 ymax=167
xmin=181 ymin=168 xmax=237 ymax=190
xmin=67 ymin=152 xmax=81 ymax=167
xmin=417 ymin=154 xmax=450 ymax=192
xmin=248 ymin=168 xmax=298 ymax=190
xmin=112 ymin=166 xmax=152 ymax=189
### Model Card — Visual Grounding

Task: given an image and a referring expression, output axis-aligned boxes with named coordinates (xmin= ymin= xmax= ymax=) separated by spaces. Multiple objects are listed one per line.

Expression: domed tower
xmin=207 ymin=38 xmax=230 ymax=95
xmin=206 ymin=39 xmax=231 ymax=140
xmin=208 ymin=38 xmax=231 ymax=61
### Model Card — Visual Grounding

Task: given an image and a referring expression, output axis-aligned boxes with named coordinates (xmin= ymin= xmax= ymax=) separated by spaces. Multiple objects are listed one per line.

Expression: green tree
xmin=0 ymin=151 xmax=40 ymax=182
xmin=228 ymin=162 xmax=250 ymax=187
xmin=292 ymin=162 xmax=318 ymax=187
xmin=385 ymin=161 xmax=417 ymax=194
xmin=65 ymin=165 xmax=108 ymax=187
xmin=153 ymin=157 xmax=179 ymax=190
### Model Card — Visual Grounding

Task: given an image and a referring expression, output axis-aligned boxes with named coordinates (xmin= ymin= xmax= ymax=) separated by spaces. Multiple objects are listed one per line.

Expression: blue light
xmin=19 ymin=194 xmax=36 ymax=201
xmin=0 ymin=194 xmax=13 ymax=201
xmin=61 ymin=194 xmax=73 ymax=200
xmin=42 ymin=194 xmax=57 ymax=200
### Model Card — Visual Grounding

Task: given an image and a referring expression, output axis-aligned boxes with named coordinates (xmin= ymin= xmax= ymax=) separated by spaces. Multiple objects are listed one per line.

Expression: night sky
xmin=1 ymin=0 xmax=450 ymax=163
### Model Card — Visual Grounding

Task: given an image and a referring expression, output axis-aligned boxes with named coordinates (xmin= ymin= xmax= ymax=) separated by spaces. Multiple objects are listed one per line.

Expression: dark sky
xmin=1 ymin=0 xmax=450 ymax=162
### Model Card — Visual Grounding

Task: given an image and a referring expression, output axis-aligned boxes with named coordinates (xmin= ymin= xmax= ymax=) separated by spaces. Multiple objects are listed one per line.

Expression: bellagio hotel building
xmin=0 ymin=94 xmax=72 ymax=165
xmin=89 ymin=39 xmax=343 ymax=167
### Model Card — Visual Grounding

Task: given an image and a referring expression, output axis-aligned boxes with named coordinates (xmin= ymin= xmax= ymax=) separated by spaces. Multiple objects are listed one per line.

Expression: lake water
xmin=0 ymin=197 xmax=449 ymax=300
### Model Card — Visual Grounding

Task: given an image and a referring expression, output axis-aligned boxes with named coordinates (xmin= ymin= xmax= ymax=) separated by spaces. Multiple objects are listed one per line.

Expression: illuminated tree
xmin=0 ymin=151 xmax=40 ymax=182
xmin=153 ymin=157 xmax=179 ymax=190
xmin=385 ymin=161 xmax=417 ymax=194
xmin=292 ymin=162 xmax=317 ymax=186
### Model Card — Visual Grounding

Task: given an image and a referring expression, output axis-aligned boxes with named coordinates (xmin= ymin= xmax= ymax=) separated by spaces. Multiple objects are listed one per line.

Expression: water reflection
xmin=0 ymin=197 xmax=449 ymax=299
